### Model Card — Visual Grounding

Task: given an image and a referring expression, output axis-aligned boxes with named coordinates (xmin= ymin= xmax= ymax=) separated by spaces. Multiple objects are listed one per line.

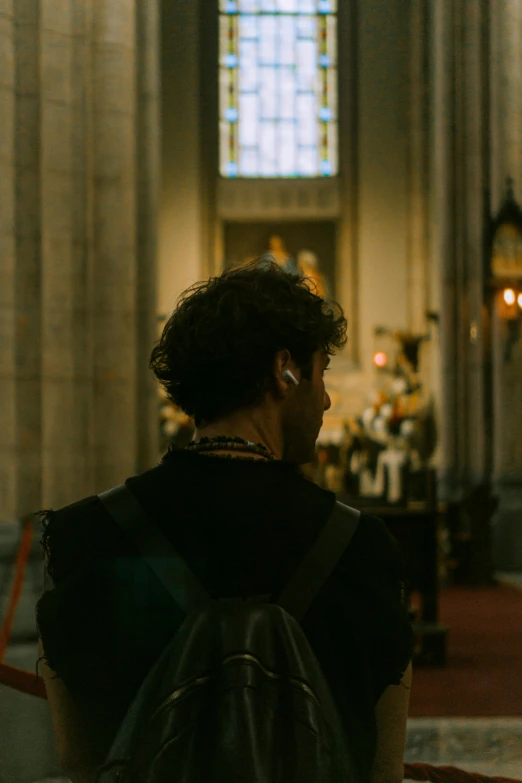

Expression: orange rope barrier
xmin=0 ymin=661 xmax=47 ymax=699
xmin=0 ymin=516 xmax=34 ymax=661
xmin=0 ymin=515 xmax=48 ymax=699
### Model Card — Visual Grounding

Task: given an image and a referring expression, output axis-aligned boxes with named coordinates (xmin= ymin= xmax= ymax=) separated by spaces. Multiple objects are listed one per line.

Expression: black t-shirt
xmin=36 ymin=448 xmax=414 ymax=778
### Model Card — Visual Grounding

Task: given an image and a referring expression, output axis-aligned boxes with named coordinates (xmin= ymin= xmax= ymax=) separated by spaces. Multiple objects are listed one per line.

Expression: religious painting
xmin=219 ymin=0 xmax=338 ymax=178
xmin=223 ymin=221 xmax=336 ymax=299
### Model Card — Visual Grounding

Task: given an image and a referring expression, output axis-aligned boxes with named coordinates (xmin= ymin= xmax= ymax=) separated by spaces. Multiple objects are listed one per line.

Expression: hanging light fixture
xmin=488 ymin=179 xmax=522 ymax=361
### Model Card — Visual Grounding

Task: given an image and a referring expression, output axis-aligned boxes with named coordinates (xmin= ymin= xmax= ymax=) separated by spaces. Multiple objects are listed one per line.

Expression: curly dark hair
xmin=150 ymin=259 xmax=347 ymax=427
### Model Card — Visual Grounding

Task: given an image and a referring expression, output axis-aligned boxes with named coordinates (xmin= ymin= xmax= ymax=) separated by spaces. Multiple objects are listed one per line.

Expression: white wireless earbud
xmin=282 ymin=369 xmax=299 ymax=386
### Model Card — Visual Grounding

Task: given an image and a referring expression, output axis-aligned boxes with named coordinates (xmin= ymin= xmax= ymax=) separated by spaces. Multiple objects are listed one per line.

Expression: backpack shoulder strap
xmin=98 ymin=484 xmax=212 ymax=616
xmin=276 ymin=501 xmax=361 ymax=622
xmin=98 ymin=486 xmax=361 ymax=624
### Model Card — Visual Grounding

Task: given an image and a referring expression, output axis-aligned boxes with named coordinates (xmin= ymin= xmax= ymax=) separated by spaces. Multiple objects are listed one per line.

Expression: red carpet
xmin=409 ymin=582 xmax=522 ymax=716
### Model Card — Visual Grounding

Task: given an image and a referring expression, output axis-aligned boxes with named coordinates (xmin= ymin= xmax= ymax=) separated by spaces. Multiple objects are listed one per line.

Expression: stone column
xmin=490 ymin=0 xmax=522 ymax=209
xmin=491 ymin=299 xmax=522 ymax=569
xmin=457 ymin=0 xmax=489 ymax=486
xmin=69 ymin=0 xmax=96 ymax=498
xmin=431 ymin=0 xmax=459 ymax=500
xmin=40 ymin=0 xmax=81 ymax=509
xmin=430 ymin=0 xmax=490 ymax=499
xmin=0 ymin=0 xmax=160 ymax=520
xmin=490 ymin=0 xmax=522 ymax=570
xmin=158 ymin=0 xmax=203 ymax=317
xmin=406 ymin=0 xmax=441 ymax=456
xmin=13 ymin=0 xmax=44 ymax=517
xmin=135 ymin=0 xmax=160 ymax=474
xmin=90 ymin=0 xmax=138 ymax=491
xmin=0 ymin=0 xmax=16 ymax=523
xmin=336 ymin=0 xmax=358 ymax=365
xmin=406 ymin=0 xmax=430 ymax=339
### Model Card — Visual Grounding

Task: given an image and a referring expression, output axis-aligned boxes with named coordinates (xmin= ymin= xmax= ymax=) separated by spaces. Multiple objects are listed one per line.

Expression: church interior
xmin=1 ymin=0 xmax=522 ymax=781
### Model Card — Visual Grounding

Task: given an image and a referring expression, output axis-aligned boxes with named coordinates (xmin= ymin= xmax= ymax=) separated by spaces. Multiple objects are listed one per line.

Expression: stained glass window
xmin=219 ymin=0 xmax=338 ymax=178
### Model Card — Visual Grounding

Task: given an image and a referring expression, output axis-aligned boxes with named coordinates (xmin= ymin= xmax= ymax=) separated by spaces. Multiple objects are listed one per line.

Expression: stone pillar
xmin=13 ymin=0 xmax=44 ymax=517
xmin=457 ymin=0 xmax=489 ymax=486
xmin=491 ymin=299 xmax=522 ymax=569
xmin=0 ymin=0 xmax=16 ymax=524
xmin=357 ymin=0 xmax=410 ymax=374
xmin=69 ymin=0 xmax=97 ymax=498
xmin=90 ymin=0 xmax=138 ymax=491
xmin=406 ymin=0 xmax=441 ymax=451
xmin=337 ymin=0 xmax=358 ymax=365
xmin=135 ymin=0 xmax=160 ymax=474
xmin=406 ymin=0 xmax=430 ymax=339
xmin=490 ymin=0 xmax=522 ymax=570
xmin=430 ymin=0 xmax=490 ymax=500
xmin=0 ymin=0 xmax=160 ymax=520
xmin=431 ymin=0 xmax=459 ymax=500
xmin=490 ymin=0 xmax=522 ymax=209
xmin=158 ymin=0 xmax=203 ymax=318
xmin=40 ymin=0 xmax=81 ymax=509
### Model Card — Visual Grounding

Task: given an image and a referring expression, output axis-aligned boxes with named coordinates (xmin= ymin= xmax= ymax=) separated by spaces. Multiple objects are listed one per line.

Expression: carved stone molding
xmin=216 ymin=177 xmax=342 ymax=221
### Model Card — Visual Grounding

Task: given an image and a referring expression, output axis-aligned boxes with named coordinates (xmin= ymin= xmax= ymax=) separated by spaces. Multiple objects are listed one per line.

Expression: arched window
xmin=219 ymin=0 xmax=338 ymax=178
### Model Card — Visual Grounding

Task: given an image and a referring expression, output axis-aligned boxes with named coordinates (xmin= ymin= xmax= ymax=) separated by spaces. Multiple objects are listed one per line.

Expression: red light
xmin=373 ymin=351 xmax=388 ymax=368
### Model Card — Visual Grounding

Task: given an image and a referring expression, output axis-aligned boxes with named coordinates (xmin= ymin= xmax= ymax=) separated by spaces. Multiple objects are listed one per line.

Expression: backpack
xmin=95 ymin=483 xmax=362 ymax=783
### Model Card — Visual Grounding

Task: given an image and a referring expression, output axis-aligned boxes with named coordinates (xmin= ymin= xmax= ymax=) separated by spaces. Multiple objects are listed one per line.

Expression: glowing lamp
xmin=373 ymin=351 xmax=388 ymax=368
xmin=518 ymin=293 xmax=522 ymax=310
xmin=503 ymin=288 xmax=516 ymax=306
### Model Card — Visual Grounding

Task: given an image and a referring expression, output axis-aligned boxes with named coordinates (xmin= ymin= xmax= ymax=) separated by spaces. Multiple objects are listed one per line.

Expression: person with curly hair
xmin=36 ymin=260 xmax=413 ymax=783
xmin=149 ymin=258 xmax=345 ymax=462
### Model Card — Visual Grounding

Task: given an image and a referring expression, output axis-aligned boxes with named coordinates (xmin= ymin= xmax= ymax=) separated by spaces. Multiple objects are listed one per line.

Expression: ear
xmin=272 ymin=349 xmax=297 ymax=397
xmin=274 ymin=349 xmax=290 ymax=373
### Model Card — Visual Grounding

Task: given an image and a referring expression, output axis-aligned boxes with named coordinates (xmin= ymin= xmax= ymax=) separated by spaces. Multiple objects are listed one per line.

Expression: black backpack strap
xmin=98 ymin=484 xmax=212 ymax=616
xmin=276 ymin=501 xmax=361 ymax=622
xmin=98 ymin=486 xmax=360 ymax=624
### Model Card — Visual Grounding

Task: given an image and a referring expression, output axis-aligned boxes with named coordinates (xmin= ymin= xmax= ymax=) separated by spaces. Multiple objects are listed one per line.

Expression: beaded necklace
xmin=185 ymin=435 xmax=276 ymax=462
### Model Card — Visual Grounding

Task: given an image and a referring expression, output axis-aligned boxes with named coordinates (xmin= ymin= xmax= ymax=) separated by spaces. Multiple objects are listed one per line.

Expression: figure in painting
xmin=228 ymin=237 xmax=333 ymax=295
xmin=297 ymin=249 xmax=330 ymax=299
xmin=260 ymin=235 xmax=299 ymax=274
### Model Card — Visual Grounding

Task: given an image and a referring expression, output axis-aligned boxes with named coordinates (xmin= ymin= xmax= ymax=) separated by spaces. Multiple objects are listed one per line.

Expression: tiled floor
xmin=404 ymin=717 xmax=522 ymax=780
